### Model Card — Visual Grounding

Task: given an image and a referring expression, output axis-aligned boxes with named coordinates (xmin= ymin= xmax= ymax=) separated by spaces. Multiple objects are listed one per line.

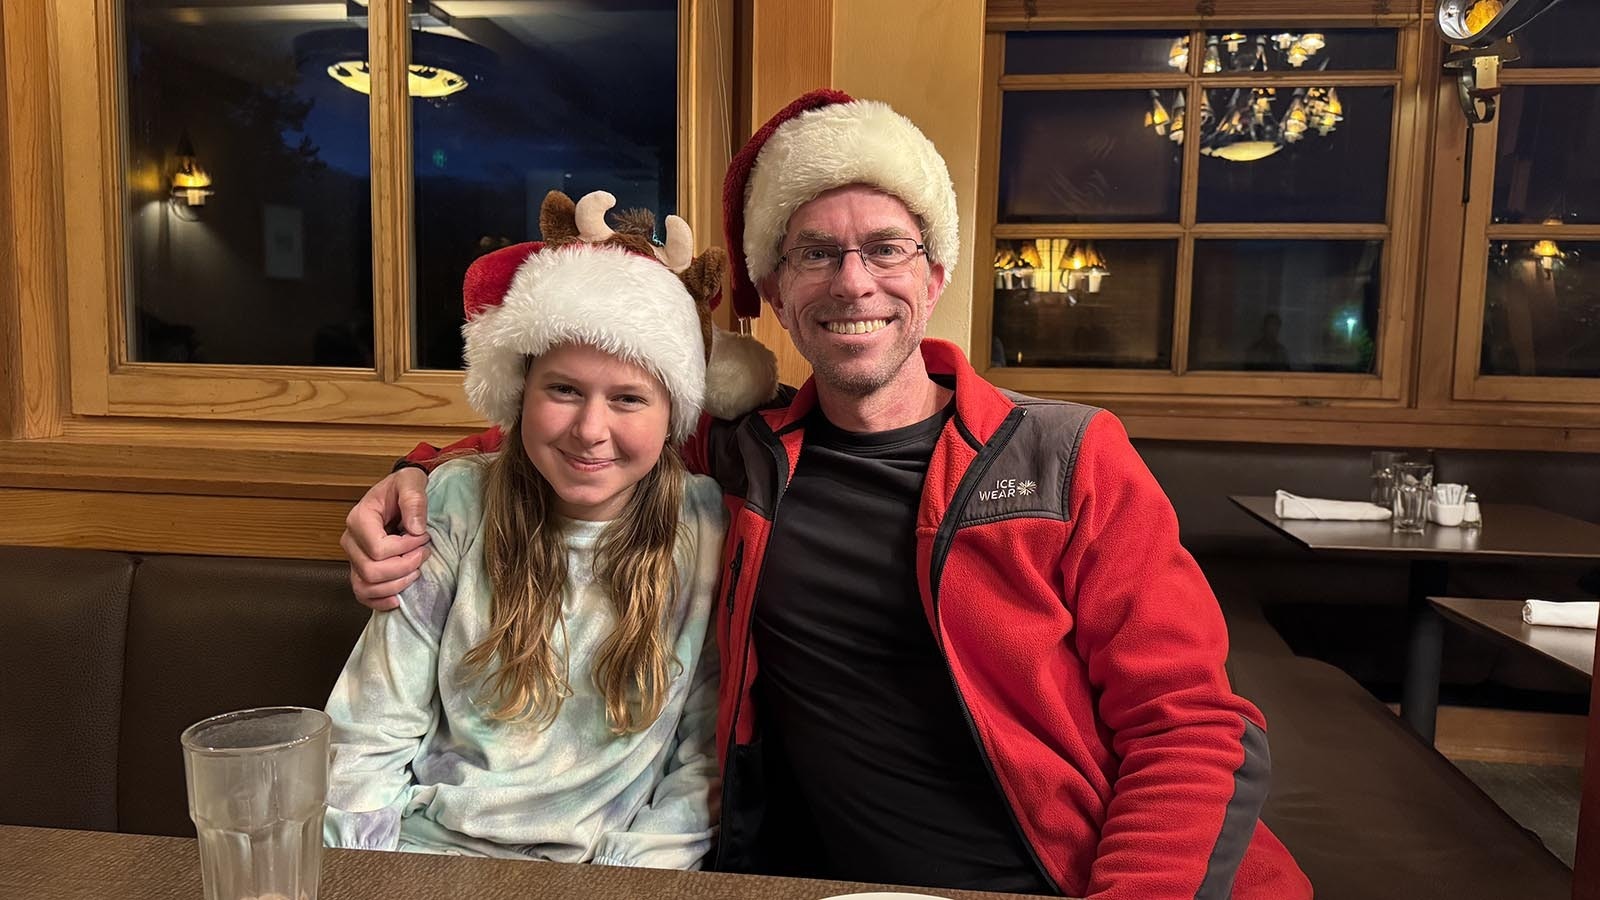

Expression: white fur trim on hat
xmin=462 ymin=243 xmax=706 ymax=443
xmin=742 ymin=99 xmax=958 ymax=286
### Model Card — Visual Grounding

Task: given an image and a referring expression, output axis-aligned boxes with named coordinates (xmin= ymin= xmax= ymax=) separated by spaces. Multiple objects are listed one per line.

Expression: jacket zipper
xmin=928 ymin=408 xmax=1063 ymax=896
xmin=724 ymin=539 xmax=745 ymax=615
xmin=715 ymin=421 xmax=791 ymax=869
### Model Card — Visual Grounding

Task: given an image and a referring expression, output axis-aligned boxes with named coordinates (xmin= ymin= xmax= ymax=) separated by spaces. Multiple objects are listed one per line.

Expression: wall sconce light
xmin=1437 ymin=0 xmax=1565 ymax=47
xmin=171 ymin=134 xmax=213 ymax=208
xmin=1437 ymin=0 xmax=1567 ymax=202
xmin=1530 ymin=238 xmax=1564 ymax=276
xmin=1438 ymin=0 xmax=1568 ymax=124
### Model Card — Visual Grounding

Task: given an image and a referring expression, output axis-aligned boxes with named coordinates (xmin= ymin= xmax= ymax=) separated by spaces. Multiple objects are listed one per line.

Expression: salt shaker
xmin=1462 ymin=491 xmax=1482 ymax=528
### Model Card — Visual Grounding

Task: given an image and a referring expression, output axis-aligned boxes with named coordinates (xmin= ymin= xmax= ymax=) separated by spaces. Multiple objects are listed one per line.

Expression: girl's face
xmin=520 ymin=343 xmax=672 ymax=521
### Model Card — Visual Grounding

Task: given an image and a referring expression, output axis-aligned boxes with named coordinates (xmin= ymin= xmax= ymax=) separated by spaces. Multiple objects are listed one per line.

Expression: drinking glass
xmin=1369 ymin=450 xmax=1403 ymax=508
xmin=1390 ymin=462 xmax=1434 ymax=534
xmin=182 ymin=707 xmax=331 ymax=900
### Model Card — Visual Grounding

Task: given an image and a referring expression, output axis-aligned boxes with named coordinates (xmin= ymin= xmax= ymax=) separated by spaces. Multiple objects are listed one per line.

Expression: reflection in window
xmin=1004 ymin=31 xmax=1188 ymax=75
xmin=1492 ymin=85 xmax=1600 ymax=226
xmin=1502 ymin=1 xmax=1600 ymax=68
xmin=1195 ymin=87 xmax=1393 ymax=222
xmin=124 ymin=3 xmax=374 ymax=367
xmin=1189 ymin=240 xmax=1381 ymax=373
xmin=990 ymin=239 xmax=1176 ymax=368
xmin=1482 ymin=241 xmax=1600 ymax=378
xmin=1193 ymin=29 xmax=1396 ymax=72
xmin=410 ymin=2 xmax=678 ymax=370
xmin=999 ymin=91 xmax=1183 ymax=223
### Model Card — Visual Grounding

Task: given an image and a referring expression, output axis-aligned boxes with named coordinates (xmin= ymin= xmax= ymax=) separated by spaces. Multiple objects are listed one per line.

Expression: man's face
xmin=763 ymin=185 xmax=946 ymax=398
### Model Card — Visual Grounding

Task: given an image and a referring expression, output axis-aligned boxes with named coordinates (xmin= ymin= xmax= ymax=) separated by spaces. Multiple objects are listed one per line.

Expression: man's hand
xmin=342 ymin=466 xmax=431 ymax=611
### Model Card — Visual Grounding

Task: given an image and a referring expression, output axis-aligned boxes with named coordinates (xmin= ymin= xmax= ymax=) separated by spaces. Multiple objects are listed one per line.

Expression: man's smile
xmin=822 ymin=318 xmax=891 ymax=335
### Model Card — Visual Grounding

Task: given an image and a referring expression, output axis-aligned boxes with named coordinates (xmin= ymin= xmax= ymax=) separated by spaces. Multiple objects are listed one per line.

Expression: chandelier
xmin=1146 ymin=32 xmax=1347 ymax=162
xmin=994 ymin=239 xmax=1110 ymax=295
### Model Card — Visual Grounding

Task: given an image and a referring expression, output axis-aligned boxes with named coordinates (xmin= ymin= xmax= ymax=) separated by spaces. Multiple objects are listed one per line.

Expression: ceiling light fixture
xmin=1150 ymin=32 xmax=1344 ymax=163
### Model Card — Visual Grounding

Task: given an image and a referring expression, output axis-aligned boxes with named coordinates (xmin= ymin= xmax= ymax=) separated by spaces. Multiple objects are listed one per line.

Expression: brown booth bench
xmin=2 ymin=439 xmax=1592 ymax=898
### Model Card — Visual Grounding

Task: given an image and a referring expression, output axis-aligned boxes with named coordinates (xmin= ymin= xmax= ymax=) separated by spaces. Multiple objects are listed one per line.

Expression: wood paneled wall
xmin=0 ymin=0 xmax=67 ymax=440
xmin=745 ymin=0 xmax=987 ymax=389
xmin=833 ymin=0 xmax=986 ymax=354
xmin=745 ymin=0 xmax=833 ymax=388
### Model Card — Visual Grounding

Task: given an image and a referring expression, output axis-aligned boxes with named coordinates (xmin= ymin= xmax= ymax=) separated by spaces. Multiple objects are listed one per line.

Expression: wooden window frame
xmin=1451 ymin=64 xmax=1600 ymax=405
xmin=973 ymin=21 xmax=1428 ymax=403
xmin=54 ymin=0 xmax=734 ymax=428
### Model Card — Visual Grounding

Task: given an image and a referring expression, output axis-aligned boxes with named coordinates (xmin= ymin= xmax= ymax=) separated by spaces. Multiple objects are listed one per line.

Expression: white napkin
xmin=1273 ymin=490 xmax=1392 ymax=521
xmin=1522 ymin=600 xmax=1600 ymax=629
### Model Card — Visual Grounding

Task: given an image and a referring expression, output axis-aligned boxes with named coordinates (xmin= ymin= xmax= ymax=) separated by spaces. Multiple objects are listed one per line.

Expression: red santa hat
xmin=461 ymin=191 xmax=774 ymax=444
xmin=721 ymin=89 xmax=960 ymax=318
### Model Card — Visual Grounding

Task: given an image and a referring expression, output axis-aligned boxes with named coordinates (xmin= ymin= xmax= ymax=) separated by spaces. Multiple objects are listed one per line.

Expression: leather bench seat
xmin=1222 ymin=594 xmax=1571 ymax=898
xmin=0 ymin=545 xmax=367 ymax=837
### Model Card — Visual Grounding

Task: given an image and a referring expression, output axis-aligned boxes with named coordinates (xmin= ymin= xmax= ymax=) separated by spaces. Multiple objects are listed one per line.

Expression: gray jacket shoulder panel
xmin=958 ymin=393 xmax=1101 ymax=528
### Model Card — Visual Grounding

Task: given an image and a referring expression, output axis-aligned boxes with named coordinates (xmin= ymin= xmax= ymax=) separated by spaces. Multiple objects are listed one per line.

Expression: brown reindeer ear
xmin=679 ymin=247 xmax=726 ymax=364
xmin=679 ymin=247 xmax=727 ymax=312
xmin=538 ymin=191 xmax=579 ymax=244
xmin=680 ymin=246 xmax=777 ymax=419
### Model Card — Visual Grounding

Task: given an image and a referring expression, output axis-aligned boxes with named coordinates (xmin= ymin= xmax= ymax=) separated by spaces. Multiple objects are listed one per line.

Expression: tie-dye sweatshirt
xmin=324 ymin=457 xmax=726 ymax=868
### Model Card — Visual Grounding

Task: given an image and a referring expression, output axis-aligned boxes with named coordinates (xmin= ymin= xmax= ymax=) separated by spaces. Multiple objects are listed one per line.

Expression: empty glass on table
xmin=1390 ymin=462 xmax=1434 ymax=534
xmin=181 ymin=706 xmax=330 ymax=900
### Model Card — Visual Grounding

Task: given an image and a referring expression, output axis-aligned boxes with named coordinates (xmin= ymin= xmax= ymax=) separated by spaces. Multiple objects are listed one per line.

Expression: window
xmin=124 ymin=4 xmax=374 ymax=368
xmin=57 ymin=0 xmax=725 ymax=425
xmin=1453 ymin=1 xmax=1600 ymax=402
xmin=978 ymin=24 xmax=1423 ymax=400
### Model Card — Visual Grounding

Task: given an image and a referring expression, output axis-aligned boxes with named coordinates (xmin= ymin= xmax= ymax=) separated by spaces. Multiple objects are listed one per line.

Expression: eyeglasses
xmin=777 ymin=237 xmax=926 ymax=278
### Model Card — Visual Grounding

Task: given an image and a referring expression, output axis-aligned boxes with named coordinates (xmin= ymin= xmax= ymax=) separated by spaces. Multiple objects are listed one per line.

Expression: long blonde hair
xmin=461 ymin=416 xmax=686 ymax=734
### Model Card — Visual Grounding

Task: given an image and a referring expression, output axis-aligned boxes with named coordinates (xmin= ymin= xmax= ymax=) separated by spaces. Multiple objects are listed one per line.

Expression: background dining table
xmin=0 ymin=824 xmax=1065 ymax=900
xmin=1427 ymin=597 xmax=1600 ymax=900
xmin=1228 ymin=496 xmax=1600 ymax=743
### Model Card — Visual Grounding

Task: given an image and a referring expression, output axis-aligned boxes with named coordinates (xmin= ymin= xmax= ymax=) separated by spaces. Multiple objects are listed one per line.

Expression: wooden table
xmin=1229 ymin=496 xmax=1600 ymax=742
xmin=1427 ymin=598 xmax=1600 ymax=900
xmin=0 ymin=825 xmax=1060 ymax=900
xmin=1430 ymin=597 xmax=1594 ymax=679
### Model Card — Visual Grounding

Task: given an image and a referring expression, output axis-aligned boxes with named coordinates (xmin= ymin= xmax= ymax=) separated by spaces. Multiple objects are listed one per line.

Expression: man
xmin=344 ymin=90 xmax=1311 ymax=899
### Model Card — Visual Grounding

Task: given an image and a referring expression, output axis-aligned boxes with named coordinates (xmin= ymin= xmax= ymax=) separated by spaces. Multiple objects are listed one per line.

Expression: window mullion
xmin=1173 ymin=34 xmax=1203 ymax=376
xmin=369 ymin=0 xmax=415 ymax=383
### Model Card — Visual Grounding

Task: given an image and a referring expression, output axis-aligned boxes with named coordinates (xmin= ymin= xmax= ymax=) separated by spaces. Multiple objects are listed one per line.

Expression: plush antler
xmin=659 ymin=215 xmax=694 ymax=273
xmin=575 ymin=191 xmax=617 ymax=243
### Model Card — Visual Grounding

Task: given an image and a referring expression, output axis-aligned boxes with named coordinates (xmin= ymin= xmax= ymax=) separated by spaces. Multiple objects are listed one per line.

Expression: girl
xmin=323 ymin=190 xmax=749 ymax=869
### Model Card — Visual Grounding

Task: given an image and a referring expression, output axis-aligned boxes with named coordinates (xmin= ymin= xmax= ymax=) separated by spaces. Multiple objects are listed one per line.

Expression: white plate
xmin=819 ymin=894 xmax=953 ymax=900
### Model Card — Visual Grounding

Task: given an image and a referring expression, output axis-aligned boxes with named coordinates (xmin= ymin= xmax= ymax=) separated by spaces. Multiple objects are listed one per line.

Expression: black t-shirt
xmin=749 ymin=404 xmax=1053 ymax=895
